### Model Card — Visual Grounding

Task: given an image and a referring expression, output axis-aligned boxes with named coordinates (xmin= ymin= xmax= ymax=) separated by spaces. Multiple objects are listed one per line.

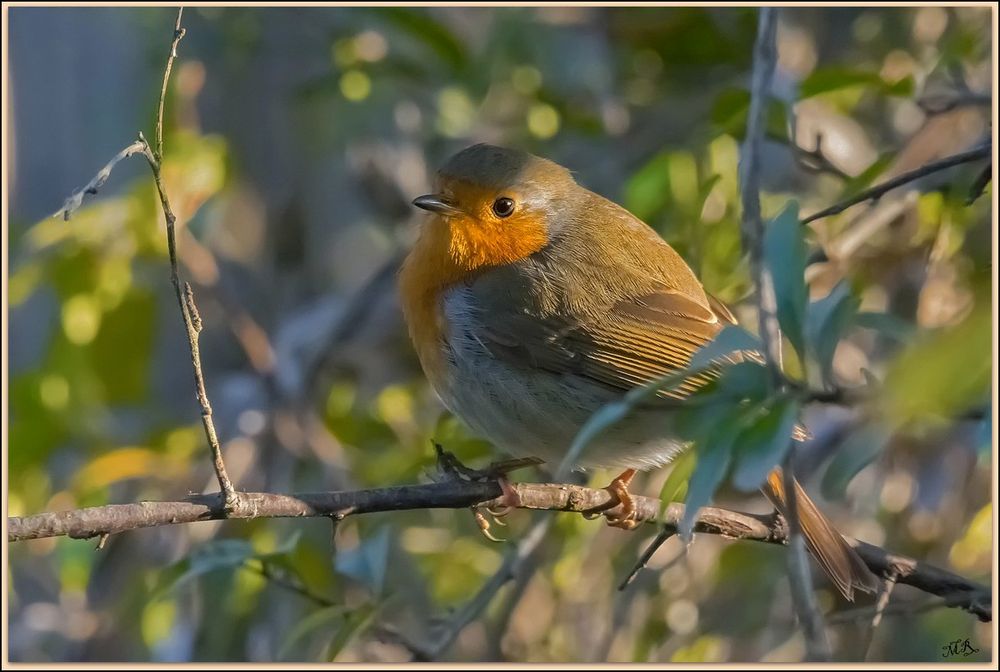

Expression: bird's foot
xmin=432 ymin=443 xmax=542 ymax=541
xmin=582 ymin=468 xmax=640 ymax=531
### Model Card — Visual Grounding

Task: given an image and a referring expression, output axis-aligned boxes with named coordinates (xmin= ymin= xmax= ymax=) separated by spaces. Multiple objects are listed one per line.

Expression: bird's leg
xmin=582 ymin=469 xmax=640 ymax=531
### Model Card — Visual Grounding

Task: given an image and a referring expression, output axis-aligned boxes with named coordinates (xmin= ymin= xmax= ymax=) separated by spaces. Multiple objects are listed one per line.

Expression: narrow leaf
xmin=821 ymin=425 xmax=892 ymax=499
xmin=680 ymin=425 xmax=736 ymax=539
xmin=806 ymin=281 xmax=859 ymax=383
xmin=279 ymin=606 xmax=349 ymax=661
xmin=688 ymin=324 xmax=762 ymax=371
xmin=731 ymin=397 xmax=800 ymax=492
xmin=659 ymin=449 xmax=697 ymax=516
xmin=763 ymin=201 xmax=808 ymax=358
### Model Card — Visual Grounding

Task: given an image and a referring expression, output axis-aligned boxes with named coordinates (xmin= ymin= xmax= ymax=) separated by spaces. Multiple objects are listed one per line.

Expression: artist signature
xmin=941 ymin=638 xmax=979 ymax=658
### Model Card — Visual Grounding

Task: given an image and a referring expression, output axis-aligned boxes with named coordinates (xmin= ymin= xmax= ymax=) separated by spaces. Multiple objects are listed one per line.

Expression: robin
xmin=400 ymin=143 xmax=877 ymax=600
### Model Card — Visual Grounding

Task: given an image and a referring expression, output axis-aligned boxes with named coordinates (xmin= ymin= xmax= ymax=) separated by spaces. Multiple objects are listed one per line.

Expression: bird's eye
xmin=492 ymin=197 xmax=515 ymax=218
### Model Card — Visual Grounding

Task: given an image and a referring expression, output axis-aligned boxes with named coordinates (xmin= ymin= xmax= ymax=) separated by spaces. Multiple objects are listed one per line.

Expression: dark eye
xmin=492 ymin=197 xmax=515 ymax=218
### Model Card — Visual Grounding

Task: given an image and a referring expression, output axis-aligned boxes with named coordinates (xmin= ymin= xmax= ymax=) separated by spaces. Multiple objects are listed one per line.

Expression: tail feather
xmin=763 ymin=468 xmax=880 ymax=601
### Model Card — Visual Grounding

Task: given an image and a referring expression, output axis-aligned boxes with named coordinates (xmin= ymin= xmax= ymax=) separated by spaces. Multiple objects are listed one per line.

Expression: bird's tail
xmin=763 ymin=468 xmax=880 ymax=601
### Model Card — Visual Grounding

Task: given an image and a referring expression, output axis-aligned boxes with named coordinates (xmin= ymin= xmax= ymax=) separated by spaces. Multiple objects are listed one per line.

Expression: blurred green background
xmin=6 ymin=5 xmax=993 ymax=663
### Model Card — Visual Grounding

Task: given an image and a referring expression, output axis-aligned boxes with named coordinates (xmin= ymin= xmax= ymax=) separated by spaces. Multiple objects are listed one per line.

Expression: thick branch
xmin=801 ymin=143 xmax=991 ymax=224
xmin=7 ymin=482 xmax=989 ymax=622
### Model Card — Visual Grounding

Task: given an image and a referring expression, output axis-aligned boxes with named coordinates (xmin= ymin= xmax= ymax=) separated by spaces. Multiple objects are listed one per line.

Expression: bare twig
xmin=7 ymin=480 xmax=990 ymax=622
xmin=156 ymin=8 xmax=187 ymax=162
xmin=862 ymin=570 xmax=898 ymax=660
xmin=740 ymin=8 xmax=829 ymax=661
xmin=801 ymin=143 xmax=991 ymax=224
xmin=55 ymin=9 xmax=237 ymax=507
xmin=141 ymin=10 xmax=237 ymax=508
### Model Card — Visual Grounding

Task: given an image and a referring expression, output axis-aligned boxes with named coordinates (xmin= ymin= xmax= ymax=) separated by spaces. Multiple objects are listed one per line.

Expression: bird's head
xmin=411 ymin=144 xmax=578 ymax=272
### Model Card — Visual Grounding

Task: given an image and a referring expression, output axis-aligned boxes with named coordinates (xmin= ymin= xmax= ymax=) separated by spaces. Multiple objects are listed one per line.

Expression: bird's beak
xmin=412 ymin=194 xmax=464 ymax=217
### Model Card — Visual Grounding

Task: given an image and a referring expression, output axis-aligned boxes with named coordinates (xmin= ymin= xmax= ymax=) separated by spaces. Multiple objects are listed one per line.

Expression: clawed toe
xmin=583 ymin=469 xmax=640 ymax=530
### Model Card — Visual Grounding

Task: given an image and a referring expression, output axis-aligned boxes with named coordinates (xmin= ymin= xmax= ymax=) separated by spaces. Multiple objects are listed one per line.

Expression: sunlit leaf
xmin=881 ymin=303 xmax=991 ymax=425
xmin=659 ymin=449 xmax=697 ymax=512
xmin=625 ymin=151 xmax=671 ymax=221
xmin=799 ymin=67 xmax=915 ymax=99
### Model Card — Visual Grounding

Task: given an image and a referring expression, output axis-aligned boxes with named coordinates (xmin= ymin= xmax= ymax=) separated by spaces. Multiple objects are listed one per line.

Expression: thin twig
xmin=412 ymin=517 xmax=552 ymax=661
xmin=801 ymin=143 xmax=991 ymax=224
xmin=156 ymin=8 xmax=187 ymax=162
xmin=862 ymin=570 xmax=898 ymax=660
xmin=7 ymin=480 xmax=990 ymax=622
xmin=54 ymin=8 xmax=237 ymax=508
xmin=138 ymin=9 xmax=237 ymax=508
xmin=740 ymin=8 xmax=829 ymax=661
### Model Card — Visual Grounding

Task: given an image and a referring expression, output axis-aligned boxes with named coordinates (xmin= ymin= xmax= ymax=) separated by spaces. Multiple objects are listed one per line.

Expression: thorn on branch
xmin=619 ymin=526 xmax=677 ymax=590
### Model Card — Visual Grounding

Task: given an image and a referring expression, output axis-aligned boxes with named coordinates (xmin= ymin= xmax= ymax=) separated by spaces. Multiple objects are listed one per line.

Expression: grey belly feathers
xmin=436 ymin=285 xmax=686 ymax=471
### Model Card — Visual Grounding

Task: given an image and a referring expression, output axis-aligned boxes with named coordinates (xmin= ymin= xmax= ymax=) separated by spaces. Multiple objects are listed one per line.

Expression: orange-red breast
xmin=400 ymin=143 xmax=877 ymax=600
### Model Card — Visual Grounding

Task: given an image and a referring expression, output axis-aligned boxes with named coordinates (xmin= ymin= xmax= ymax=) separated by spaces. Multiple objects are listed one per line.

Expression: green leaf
xmin=711 ymin=360 xmax=770 ymax=402
xmin=566 ymin=325 xmax=759 ymax=475
xmin=806 ymin=281 xmax=860 ymax=384
xmin=821 ymin=425 xmax=892 ymax=499
xmin=279 ymin=606 xmax=349 ymax=661
xmin=689 ymin=324 xmax=762 ymax=371
xmin=376 ymin=7 xmax=466 ymax=73
xmin=855 ymin=311 xmax=915 ymax=343
xmin=710 ymin=88 xmax=788 ymax=140
xmin=881 ymin=303 xmax=991 ymax=425
xmin=763 ymin=201 xmax=808 ymax=358
xmin=659 ymin=449 xmax=697 ymax=513
xmin=731 ymin=396 xmax=800 ymax=492
xmin=799 ymin=67 xmax=915 ymax=99
xmin=562 ymin=367 xmax=693 ymax=474
xmin=624 ymin=151 xmax=672 ymax=222
xmin=680 ymin=424 xmax=736 ymax=539
xmin=325 ymin=604 xmax=377 ymax=661
xmin=152 ymin=540 xmax=255 ymax=599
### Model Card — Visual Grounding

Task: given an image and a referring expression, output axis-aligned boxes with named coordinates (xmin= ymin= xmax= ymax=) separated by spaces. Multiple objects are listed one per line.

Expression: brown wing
xmin=475 ymin=286 xmax=733 ymax=401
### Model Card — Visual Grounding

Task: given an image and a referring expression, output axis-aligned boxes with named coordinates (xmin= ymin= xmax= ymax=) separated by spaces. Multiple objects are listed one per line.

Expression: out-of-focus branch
xmin=739 ymin=7 xmax=830 ymax=662
xmin=801 ymin=143 xmax=991 ymax=224
xmin=7 ymin=480 xmax=990 ymax=622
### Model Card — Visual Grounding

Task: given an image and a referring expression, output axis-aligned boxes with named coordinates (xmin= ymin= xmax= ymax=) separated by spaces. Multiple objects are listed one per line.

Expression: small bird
xmin=400 ymin=143 xmax=877 ymax=600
